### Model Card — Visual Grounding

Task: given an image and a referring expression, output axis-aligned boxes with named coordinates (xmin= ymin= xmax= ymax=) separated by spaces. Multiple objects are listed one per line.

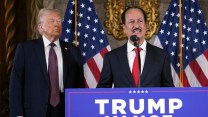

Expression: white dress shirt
xmin=127 ymin=40 xmax=147 ymax=74
xmin=43 ymin=35 xmax=64 ymax=92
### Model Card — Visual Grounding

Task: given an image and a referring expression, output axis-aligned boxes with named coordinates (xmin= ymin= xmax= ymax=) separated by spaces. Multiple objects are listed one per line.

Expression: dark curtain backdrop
xmin=0 ymin=0 xmax=27 ymax=116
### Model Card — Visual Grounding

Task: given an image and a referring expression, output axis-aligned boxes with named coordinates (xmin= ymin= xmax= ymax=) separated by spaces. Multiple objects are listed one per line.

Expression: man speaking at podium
xmin=97 ymin=7 xmax=174 ymax=88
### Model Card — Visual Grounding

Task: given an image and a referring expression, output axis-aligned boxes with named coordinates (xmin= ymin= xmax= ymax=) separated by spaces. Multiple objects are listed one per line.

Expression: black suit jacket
xmin=97 ymin=42 xmax=174 ymax=88
xmin=9 ymin=38 xmax=85 ymax=117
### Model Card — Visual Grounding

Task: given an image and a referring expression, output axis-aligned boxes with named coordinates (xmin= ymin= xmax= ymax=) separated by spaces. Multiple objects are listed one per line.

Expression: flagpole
xmin=179 ymin=0 xmax=183 ymax=87
xmin=74 ymin=0 xmax=78 ymax=47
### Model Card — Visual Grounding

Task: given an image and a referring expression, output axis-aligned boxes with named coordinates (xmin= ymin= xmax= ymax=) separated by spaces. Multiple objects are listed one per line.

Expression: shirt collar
xmin=42 ymin=35 xmax=60 ymax=48
xmin=127 ymin=39 xmax=147 ymax=52
xmin=140 ymin=40 xmax=147 ymax=52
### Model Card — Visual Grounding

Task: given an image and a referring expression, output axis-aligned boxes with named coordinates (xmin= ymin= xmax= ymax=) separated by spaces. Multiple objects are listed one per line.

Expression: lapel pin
xmin=65 ymin=47 xmax=67 ymax=50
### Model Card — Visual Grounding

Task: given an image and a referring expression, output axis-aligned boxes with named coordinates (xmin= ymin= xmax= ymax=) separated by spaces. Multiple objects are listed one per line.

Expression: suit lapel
xmin=140 ymin=43 xmax=154 ymax=83
xmin=60 ymin=41 xmax=68 ymax=87
xmin=118 ymin=44 xmax=135 ymax=86
xmin=35 ymin=39 xmax=69 ymax=88
xmin=34 ymin=38 xmax=48 ymax=81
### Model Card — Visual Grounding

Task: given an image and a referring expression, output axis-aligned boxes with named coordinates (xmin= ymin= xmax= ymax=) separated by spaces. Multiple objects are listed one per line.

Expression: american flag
xmin=61 ymin=0 xmax=111 ymax=88
xmin=154 ymin=0 xmax=208 ymax=87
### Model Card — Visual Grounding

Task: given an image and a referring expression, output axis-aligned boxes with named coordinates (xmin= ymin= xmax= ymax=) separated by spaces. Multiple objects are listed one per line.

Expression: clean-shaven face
xmin=40 ymin=12 xmax=62 ymax=41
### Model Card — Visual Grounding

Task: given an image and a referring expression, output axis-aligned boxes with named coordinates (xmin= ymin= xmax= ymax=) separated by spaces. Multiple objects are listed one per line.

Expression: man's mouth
xmin=132 ymin=28 xmax=142 ymax=33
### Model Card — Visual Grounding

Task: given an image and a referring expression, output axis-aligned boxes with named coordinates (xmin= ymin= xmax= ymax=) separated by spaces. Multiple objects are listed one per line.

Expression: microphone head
xmin=130 ymin=35 xmax=140 ymax=47
xmin=130 ymin=35 xmax=140 ymax=42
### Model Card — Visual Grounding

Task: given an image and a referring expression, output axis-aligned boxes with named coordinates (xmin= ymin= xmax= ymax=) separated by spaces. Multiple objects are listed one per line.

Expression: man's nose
xmin=54 ymin=20 xmax=61 ymax=25
xmin=134 ymin=21 xmax=142 ymax=27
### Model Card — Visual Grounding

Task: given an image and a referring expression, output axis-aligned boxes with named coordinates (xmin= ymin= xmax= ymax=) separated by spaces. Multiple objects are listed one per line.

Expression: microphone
xmin=130 ymin=35 xmax=140 ymax=47
xmin=130 ymin=35 xmax=141 ymax=87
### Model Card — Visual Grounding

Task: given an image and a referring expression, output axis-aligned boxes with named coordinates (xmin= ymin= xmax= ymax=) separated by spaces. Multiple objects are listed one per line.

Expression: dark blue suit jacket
xmin=97 ymin=42 xmax=174 ymax=88
xmin=9 ymin=38 xmax=85 ymax=117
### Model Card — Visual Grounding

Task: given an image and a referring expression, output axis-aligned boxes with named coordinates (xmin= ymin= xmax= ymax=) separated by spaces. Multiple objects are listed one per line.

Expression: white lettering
xmin=169 ymin=98 xmax=183 ymax=113
xmin=162 ymin=115 xmax=173 ymax=117
xmin=95 ymin=99 xmax=109 ymax=114
xmin=129 ymin=99 xmax=144 ymax=114
xmin=95 ymin=98 xmax=182 ymax=115
xmin=150 ymin=115 xmax=172 ymax=117
xmin=112 ymin=99 xmax=126 ymax=114
xmin=148 ymin=99 xmax=165 ymax=114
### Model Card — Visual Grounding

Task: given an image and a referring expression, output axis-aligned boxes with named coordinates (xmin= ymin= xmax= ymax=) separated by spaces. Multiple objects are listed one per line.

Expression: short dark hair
xmin=121 ymin=7 xmax=147 ymax=24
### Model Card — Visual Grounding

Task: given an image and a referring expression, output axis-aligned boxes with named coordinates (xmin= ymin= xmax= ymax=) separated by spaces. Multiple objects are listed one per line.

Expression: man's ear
xmin=38 ymin=24 xmax=44 ymax=34
xmin=123 ymin=25 xmax=126 ymax=34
